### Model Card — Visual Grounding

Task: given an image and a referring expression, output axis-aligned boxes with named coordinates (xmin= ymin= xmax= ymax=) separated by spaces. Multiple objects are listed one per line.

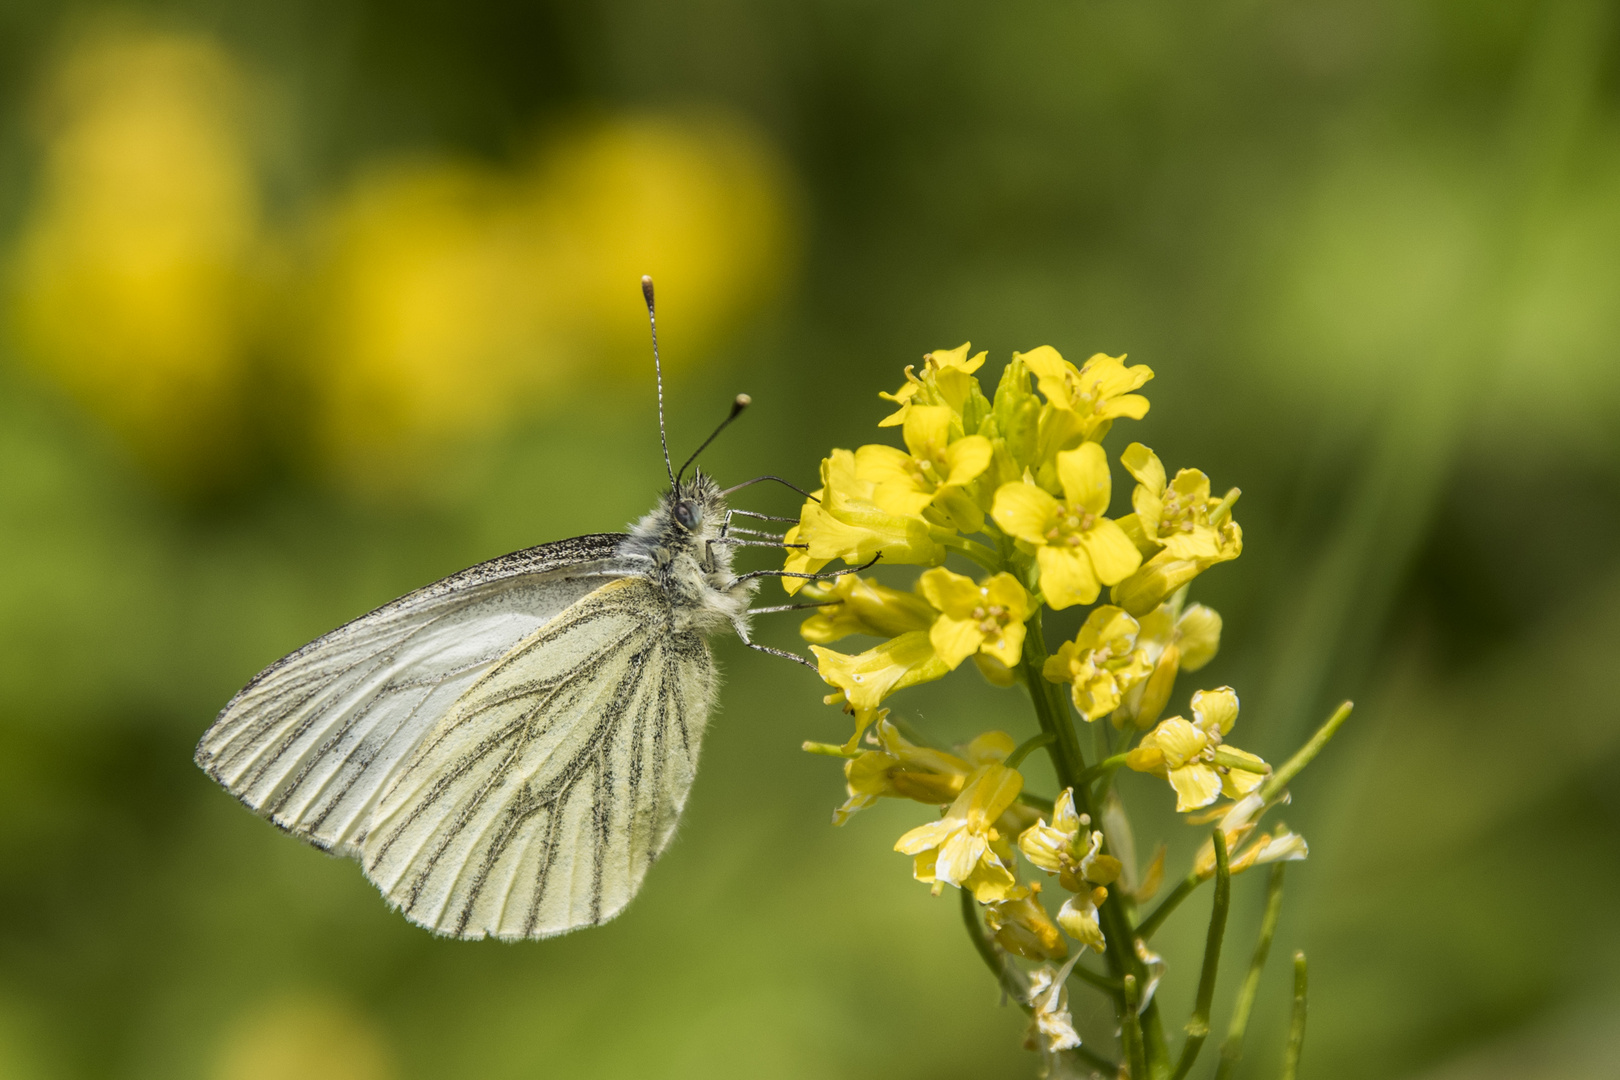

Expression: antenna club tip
xmin=640 ymin=275 xmax=655 ymax=307
xmin=734 ymin=393 xmax=752 ymax=409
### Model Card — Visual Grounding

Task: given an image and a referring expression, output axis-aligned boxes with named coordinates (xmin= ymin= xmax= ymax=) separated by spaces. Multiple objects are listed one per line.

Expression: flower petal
xmin=929 ymin=616 xmax=983 ymax=669
xmin=1036 ymin=545 xmax=1101 ymax=609
xmin=1120 ymin=442 xmax=1165 ymax=494
xmin=1055 ymin=442 xmax=1112 ymax=513
xmin=1168 ymin=764 xmax=1223 ymax=812
xmin=1077 ymin=518 xmax=1144 ymax=586
xmin=917 ymin=567 xmax=981 ymax=616
xmin=942 ymin=435 xmax=992 ymax=487
xmin=992 ymin=481 xmax=1059 ymax=543
xmin=1191 ymin=686 xmax=1240 ymax=735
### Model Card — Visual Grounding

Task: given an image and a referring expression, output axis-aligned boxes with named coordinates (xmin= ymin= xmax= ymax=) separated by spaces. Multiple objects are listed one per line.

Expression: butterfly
xmin=195 ymin=277 xmax=842 ymax=941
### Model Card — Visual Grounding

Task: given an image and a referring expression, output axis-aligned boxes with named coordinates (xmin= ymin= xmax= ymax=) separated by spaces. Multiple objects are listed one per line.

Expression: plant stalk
xmin=1169 ymin=828 xmax=1230 ymax=1080
xmin=1214 ymin=864 xmax=1287 ymax=1080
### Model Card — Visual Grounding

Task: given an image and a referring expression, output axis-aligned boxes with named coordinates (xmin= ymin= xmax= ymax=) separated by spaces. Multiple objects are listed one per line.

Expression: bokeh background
xmin=2 ymin=1 xmax=1618 ymax=1077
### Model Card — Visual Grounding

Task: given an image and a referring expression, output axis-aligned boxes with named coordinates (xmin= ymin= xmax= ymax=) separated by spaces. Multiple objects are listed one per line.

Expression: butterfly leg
xmin=732 ymin=621 xmax=819 ymax=672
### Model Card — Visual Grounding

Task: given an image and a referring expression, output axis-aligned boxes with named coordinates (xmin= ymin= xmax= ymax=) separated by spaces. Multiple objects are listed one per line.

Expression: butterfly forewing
xmin=195 ymin=535 xmax=627 ymax=857
xmin=360 ymin=576 xmax=716 ymax=940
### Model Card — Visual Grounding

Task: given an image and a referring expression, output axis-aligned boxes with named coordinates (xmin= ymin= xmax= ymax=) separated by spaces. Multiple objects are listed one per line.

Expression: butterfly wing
xmin=196 ymin=534 xmax=628 ymax=858
xmin=360 ymin=576 xmax=716 ymax=941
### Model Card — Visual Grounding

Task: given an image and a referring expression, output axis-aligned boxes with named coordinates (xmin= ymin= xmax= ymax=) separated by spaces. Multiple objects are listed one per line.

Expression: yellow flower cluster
xmin=792 ymin=342 xmax=1280 ymax=988
xmin=791 ymin=343 xmax=1340 ymax=1072
xmin=790 ymin=344 xmax=1241 ymax=735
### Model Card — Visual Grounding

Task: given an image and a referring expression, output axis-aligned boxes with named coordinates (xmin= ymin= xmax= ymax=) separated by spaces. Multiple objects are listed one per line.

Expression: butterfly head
xmin=619 ymin=471 xmax=756 ymax=633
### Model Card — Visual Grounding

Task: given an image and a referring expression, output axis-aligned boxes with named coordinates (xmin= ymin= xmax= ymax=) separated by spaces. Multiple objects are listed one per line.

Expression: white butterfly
xmin=196 ymin=278 xmax=828 ymax=941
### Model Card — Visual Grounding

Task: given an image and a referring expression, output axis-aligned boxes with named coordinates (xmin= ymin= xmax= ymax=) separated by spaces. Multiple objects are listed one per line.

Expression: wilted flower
xmin=986 ymin=886 xmax=1068 ymax=961
xmin=1025 ymin=960 xmax=1084 ymax=1054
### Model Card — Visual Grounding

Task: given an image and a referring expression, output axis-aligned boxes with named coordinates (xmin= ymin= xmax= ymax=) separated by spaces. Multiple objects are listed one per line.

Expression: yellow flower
xmin=1117 ymin=598 xmax=1223 ymax=728
xmin=856 ymin=405 xmax=992 ymax=532
xmin=896 ymin=764 xmax=1026 ymax=902
xmin=917 ymin=568 xmax=1032 ymax=670
xmin=1025 ymin=961 xmax=1084 ymax=1053
xmin=1019 ymin=346 xmax=1153 ymax=448
xmin=1126 ymin=687 xmax=1269 ymax=812
xmin=1109 ymin=445 xmax=1242 ymax=615
xmin=1042 ymin=606 xmax=1152 ymax=722
xmin=811 ymin=631 xmax=951 ymax=713
xmin=985 ymin=886 xmax=1068 ymax=961
xmin=991 ymin=443 xmax=1142 ymax=609
xmin=1118 ymin=443 xmax=1239 ymax=559
xmin=878 ymin=342 xmax=989 ymax=428
xmin=782 ymin=449 xmax=947 ymax=594
xmin=797 ymin=574 xmax=938 ymax=644
xmin=830 ymin=719 xmax=1014 ymax=823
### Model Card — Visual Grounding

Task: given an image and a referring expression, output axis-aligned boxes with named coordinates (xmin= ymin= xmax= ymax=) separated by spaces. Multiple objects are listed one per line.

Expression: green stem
xmin=1077 ymin=753 xmax=1130 ymax=787
xmin=1069 ymin=961 xmax=1123 ymax=994
xmin=1018 ymin=611 xmax=1091 ymax=786
xmin=1005 ymin=731 xmax=1055 ymax=770
xmin=959 ymin=885 xmax=1029 ymax=1008
xmin=941 ymin=535 xmax=1002 ymax=572
xmin=1170 ymin=829 xmax=1230 ymax=1080
xmin=1214 ymin=864 xmax=1287 ymax=1080
xmin=1137 ymin=874 xmax=1200 ymax=941
xmin=1260 ymin=701 xmax=1353 ymax=803
xmin=1018 ymin=612 xmax=1171 ymax=1071
xmin=1281 ymin=952 xmax=1308 ymax=1080
xmin=1122 ymin=974 xmax=1148 ymax=1080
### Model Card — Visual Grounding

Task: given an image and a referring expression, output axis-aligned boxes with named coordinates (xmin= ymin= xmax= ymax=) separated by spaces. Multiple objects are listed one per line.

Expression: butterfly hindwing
xmin=360 ymin=576 xmax=716 ymax=940
xmin=195 ymin=534 xmax=627 ymax=857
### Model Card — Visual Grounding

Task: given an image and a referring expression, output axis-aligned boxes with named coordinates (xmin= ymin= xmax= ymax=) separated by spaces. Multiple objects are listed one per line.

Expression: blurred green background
xmin=2 ymin=1 xmax=1619 ymax=1077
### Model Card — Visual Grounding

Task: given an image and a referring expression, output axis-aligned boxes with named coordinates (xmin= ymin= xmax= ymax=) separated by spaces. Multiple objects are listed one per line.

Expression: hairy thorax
xmin=615 ymin=472 xmax=757 ymax=637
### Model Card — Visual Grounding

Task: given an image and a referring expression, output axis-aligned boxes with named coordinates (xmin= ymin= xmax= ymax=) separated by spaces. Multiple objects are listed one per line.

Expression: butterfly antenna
xmin=677 ymin=394 xmax=751 ymax=485
xmin=642 ymin=275 xmax=676 ymax=488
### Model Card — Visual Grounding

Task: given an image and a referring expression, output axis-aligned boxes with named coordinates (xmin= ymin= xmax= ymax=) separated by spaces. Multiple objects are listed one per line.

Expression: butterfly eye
xmin=674 ymin=500 xmax=701 ymax=530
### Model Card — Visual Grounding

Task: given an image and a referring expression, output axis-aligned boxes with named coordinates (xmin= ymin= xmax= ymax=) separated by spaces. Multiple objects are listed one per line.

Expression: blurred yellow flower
xmin=797 ymin=574 xmax=938 ymax=644
xmin=991 ymin=443 xmax=1142 ymax=608
xmin=857 ymin=406 xmax=992 ymax=532
xmin=1126 ymin=687 xmax=1269 ymax=812
xmin=213 ymin=994 xmax=395 ymax=1080
xmin=304 ymin=114 xmax=795 ymax=486
xmin=917 ymin=568 xmax=1031 ymax=670
xmin=1042 ymin=605 xmax=1152 ymax=722
xmin=896 ymin=763 xmax=1026 ymax=902
xmin=10 ymin=30 xmax=262 ymax=488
